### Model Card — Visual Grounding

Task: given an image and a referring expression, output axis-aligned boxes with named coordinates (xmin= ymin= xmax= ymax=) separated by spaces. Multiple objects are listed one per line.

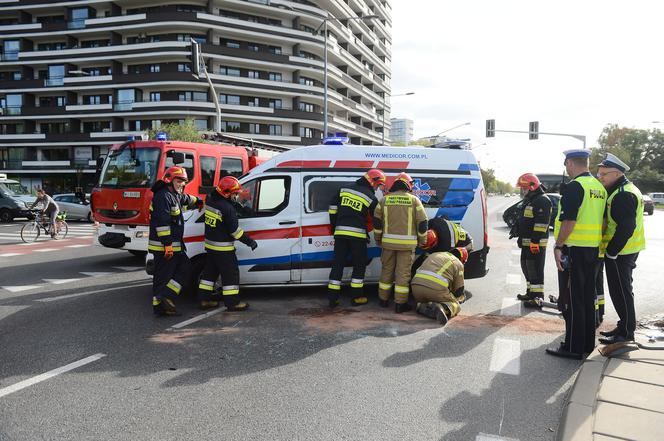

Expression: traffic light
xmin=486 ymin=119 xmax=495 ymax=138
xmin=191 ymin=39 xmax=201 ymax=76
xmin=529 ymin=121 xmax=539 ymax=140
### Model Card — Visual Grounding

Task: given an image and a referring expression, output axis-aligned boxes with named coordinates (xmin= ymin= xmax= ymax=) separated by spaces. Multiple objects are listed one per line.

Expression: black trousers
xmin=153 ymin=251 xmax=191 ymax=302
xmin=605 ymin=253 xmax=639 ymax=338
xmin=197 ymin=250 xmax=241 ymax=307
xmin=596 ymin=259 xmax=605 ymax=323
xmin=520 ymin=247 xmax=546 ymax=298
xmin=561 ymin=246 xmax=599 ymax=354
xmin=328 ymin=236 xmax=368 ymax=300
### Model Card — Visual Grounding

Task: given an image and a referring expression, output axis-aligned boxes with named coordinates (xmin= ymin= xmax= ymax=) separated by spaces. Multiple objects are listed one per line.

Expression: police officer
xmin=197 ymin=176 xmax=258 ymax=311
xmin=596 ymin=153 xmax=645 ymax=344
xmin=546 ymin=150 xmax=606 ymax=359
xmin=513 ymin=173 xmax=552 ymax=307
xmin=327 ymin=169 xmax=386 ymax=308
xmin=374 ymin=172 xmax=428 ymax=312
xmin=149 ymin=166 xmax=203 ymax=316
xmin=412 ymin=246 xmax=468 ymax=325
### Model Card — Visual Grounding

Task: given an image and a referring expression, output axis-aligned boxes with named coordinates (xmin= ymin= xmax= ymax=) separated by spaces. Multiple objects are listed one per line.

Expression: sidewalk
xmin=557 ymin=332 xmax=664 ymax=441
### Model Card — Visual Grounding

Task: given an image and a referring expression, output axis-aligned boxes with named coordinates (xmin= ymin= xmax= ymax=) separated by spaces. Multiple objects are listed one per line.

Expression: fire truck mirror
xmin=167 ymin=150 xmax=185 ymax=165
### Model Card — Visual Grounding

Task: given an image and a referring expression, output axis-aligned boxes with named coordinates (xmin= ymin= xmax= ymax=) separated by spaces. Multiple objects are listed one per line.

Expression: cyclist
xmin=29 ymin=189 xmax=60 ymax=237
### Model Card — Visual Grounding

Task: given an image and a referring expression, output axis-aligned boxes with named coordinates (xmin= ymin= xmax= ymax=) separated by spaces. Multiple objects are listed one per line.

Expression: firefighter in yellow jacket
xmin=411 ymin=245 xmax=468 ymax=325
xmin=374 ymin=172 xmax=428 ymax=313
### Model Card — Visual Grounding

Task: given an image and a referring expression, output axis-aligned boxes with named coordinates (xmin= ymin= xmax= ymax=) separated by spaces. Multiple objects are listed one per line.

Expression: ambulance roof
xmin=245 ymin=144 xmax=480 ymax=176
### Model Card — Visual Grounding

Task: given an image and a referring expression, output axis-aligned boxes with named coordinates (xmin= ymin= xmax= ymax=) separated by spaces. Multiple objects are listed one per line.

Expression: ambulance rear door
xmin=235 ymin=172 xmax=302 ymax=284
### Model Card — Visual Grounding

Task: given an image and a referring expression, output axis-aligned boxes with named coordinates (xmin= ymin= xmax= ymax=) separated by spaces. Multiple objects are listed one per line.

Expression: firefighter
xmin=149 ymin=166 xmax=203 ymax=316
xmin=374 ymin=172 xmax=428 ymax=313
xmin=513 ymin=173 xmax=552 ymax=307
xmin=546 ymin=149 xmax=606 ymax=359
xmin=197 ymin=176 xmax=258 ymax=311
xmin=327 ymin=169 xmax=386 ymax=308
xmin=596 ymin=153 xmax=646 ymax=344
xmin=412 ymin=216 xmax=473 ymax=274
xmin=412 ymin=246 xmax=468 ymax=325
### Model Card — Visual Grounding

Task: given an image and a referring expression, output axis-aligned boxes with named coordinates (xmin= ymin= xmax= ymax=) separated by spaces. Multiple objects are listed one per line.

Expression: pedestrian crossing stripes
xmin=0 ymin=267 xmax=148 ymax=293
xmin=0 ymin=223 xmax=96 ymax=244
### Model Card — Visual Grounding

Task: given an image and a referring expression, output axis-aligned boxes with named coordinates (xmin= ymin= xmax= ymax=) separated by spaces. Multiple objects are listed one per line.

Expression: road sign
xmin=191 ymin=40 xmax=201 ymax=76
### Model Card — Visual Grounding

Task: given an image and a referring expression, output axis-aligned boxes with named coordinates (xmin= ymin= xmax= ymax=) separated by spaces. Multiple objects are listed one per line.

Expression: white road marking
xmin=500 ymin=298 xmax=522 ymax=316
xmin=505 ymin=273 xmax=521 ymax=285
xmin=79 ymin=272 xmax=113 ymax=277
xmin=476 ymin=434 xmax=519 ymax=441
xmin=169 ymin=308 xmax=226 ymax=330
xmin=0 ymin=253 xmax=24 ymax=257
xmin=35 ymin=282 xmax=152 ymax=302
xmin=1 ymin=285 xmax=43 ymax=293
xmin=34 ymin=248 xmax=57 ymax=252
xmin=66 ymin=244 xmax=89 ymax=248
xmin=0 ymin=353 xmax=106 ymax=399
xmin=43 ymin=278 xmax=82 ymax=285
xmin=489 ymin=338 xmax=521 ymax=376
xmin=112 ymin=266 xmax=143 ymax=272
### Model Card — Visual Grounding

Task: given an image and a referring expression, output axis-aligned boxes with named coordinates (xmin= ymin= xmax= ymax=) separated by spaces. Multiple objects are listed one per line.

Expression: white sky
xmin=390 ymin=0 xmax=664 ymax=183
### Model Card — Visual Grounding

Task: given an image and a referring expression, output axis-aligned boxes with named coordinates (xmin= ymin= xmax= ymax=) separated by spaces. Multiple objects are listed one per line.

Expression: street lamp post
xmin=435 ymin=122 xmax=471 ymax=139
xmin=313 ymin=14 xmax=378 ymax=139
xmin=382 ymin=92 xmax=414 ymax=145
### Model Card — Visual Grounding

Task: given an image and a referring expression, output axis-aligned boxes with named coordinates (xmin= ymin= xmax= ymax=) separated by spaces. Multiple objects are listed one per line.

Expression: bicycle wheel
xmin=20 ymin=222 xmax=40 ymax=243
xmin=53 ymin=221 xmax=68 ymax=239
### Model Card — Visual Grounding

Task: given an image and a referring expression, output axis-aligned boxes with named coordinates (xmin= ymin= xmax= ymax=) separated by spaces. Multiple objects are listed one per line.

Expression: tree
xmin=481 ymin=167 xmax=514 ymax=194
xmin=592 ymin=124 xmax=664 ymax=192
xmin=146 ymin=119 xmax=211 ymax=143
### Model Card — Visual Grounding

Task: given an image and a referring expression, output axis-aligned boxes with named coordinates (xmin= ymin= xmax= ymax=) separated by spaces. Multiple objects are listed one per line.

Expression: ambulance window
xmin=305 ymin=179 xmax=355 ymax=213
xmin=200 ymin=156 xmax=217 ymax=191
xmin=164 ymin=152 xmax=195 ymax=181
xmin=235 ymin=176 xmax=290 ymax=218
xmin=220 ymin=157 xmax=243 ymax=178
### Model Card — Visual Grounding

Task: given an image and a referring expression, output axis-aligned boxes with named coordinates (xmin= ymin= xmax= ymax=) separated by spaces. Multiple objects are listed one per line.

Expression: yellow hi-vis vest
xmin=600 ymin=182 xmax=645 ymax=255
xmin=553 ymin=175 xmax=606 ymax=247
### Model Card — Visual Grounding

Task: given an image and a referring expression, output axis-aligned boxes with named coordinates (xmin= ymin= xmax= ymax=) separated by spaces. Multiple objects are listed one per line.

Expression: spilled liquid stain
xmin=150 ymin=327 xmax=239 ymax=344
xmin=290 ymin=307 xmax=438 ymax=333
xmin=450 ymin=314 xmax=565 ymax=333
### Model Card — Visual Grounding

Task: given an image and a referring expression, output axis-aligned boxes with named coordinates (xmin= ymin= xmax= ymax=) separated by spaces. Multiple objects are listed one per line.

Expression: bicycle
xmin=20 ymin=210 xmax=69 ymax=243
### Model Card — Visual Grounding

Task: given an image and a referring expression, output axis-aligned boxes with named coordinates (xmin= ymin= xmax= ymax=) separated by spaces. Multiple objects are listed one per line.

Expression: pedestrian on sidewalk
xmin=596 ymin=153 xmax=646 ymax=344
xmin=546 ymin=149 xmax=606 ymax=360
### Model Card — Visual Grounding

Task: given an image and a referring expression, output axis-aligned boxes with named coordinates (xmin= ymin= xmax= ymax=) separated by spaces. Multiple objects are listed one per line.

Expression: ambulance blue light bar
xmin=323 ymin=136 xmax=349 ymax=145
xmin=156 ymin=131 xmax=168 ymax=141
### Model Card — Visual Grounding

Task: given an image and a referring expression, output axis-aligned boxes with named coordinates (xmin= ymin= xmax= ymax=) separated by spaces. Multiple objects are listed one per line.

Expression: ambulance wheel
xmin=128 ymin=250 xmax=147 ymax=258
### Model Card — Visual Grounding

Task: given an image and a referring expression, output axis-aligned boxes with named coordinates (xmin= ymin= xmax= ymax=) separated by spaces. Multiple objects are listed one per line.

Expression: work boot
xmin=154 ymin=298 xmax=179 ymax=317
xmin=599 ymin=327 xmax=619 ymax=337
xmin=226 ymin=302 xmax=249 ymax=312
xmin=379 ymin=299 xmax=389 ymax=308
xmin=434 ymin=304 xmax=449 ymax=326
xmin=523 ymin=297 xmax=543 ymax=309
xmin=517 ymin=292 xmax=534 ymax=301
xmin=199 ymin=300 xmax=220 ymax=310
xmin=395 ymin=302 xmax=412 ymax=314
xmin=416 ymin=302 xmax=448 ymax=325
xmin=351 ymin=296 xmax=368 ymax=306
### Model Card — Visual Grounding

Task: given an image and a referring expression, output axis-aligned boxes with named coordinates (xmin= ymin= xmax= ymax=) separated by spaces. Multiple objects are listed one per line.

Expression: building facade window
xmin=268 ymin=45 xmax=282 ymax=55
xmin=268 ymin=99 xmax=282 ymax=109
xmin=221 ymin=121 xmax=240 ymax=132
xmin=248 ymin=70 xmax=260 ymax=79
xmin=268 ymin=72 xmax=282 ymax=81
xmin=219 ymin=67 xmax=241 ymax=76
xmin=149 ymin=92 xmax=161 ymax=102
xmin=299 ymin=77 xmax=315 ymax=86
xmin=149 ymin=64 xmax=160 ymax=73
xmin=177 ymin=63 xmax=191 ymax=72
xmin=220 ymin=94 xmax=240 ymax=105
xmin=247 ymin=97 xmax=259 ymax=107
xmin=299 ymin=127 xmax=313 ymax=138
xmin=269 ymin=124 xmax=282 ymax=136
xmin=248 ymin=123 xmax=260 ymax=134
xmin=248 ymin=43 xmax=259 ymax=52
xmin=298 ymin=102 xmax=314 ymax=112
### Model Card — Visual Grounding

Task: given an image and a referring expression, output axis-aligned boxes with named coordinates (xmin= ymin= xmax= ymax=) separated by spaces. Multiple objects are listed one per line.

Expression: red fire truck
xmin=91 ymin=135 xmax=280 ymax=255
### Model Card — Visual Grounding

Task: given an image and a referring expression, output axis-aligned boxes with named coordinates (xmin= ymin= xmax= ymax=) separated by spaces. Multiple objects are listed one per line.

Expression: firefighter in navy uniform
xmin=596 ymin=153 xmax=646 ymax=344
xmin=149 ymin=166 xmax=203 ymax=316
xmin=546 ymin=149 xmax=606 ymax=359
xmin=327 ymin=169 xmax=386 ymax=308
xmin=374 ymin=172 xmax=429 ymax=313
xmin=197 ymin=176 xmax=258 ymax=311
xmin=513 ymin=173 xmax=552 ymax=307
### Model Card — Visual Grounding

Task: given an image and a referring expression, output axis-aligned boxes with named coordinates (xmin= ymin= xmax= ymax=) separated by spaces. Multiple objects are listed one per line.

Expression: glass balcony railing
xmin=44 ymin=77 xmax=64 ymax=86
xmin=1 ymin=106 xmax=22 ymax=115
xmin=1 ymin=51 xmax=18 ymax=61
xmin=67 ymin=19 xmax=86 ymax=29
xmin=113 ymin=101 xmax=134 ymax=111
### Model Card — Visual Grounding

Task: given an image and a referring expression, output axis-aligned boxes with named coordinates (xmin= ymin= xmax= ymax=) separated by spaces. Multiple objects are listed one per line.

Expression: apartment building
xmin=389 ymin=117 xmax=412 ymax=144
xmin=0 ymin=0 xmax=392 ymax=192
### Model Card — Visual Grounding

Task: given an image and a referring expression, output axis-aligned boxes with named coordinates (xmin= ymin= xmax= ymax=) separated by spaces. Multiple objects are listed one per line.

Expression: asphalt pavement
xmin=0 ymin=197 xmax=660 ymax=441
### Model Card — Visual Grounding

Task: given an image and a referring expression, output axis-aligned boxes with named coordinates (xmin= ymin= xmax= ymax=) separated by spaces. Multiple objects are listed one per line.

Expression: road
xmin=0 ymin=198 xmax=661 ymax=441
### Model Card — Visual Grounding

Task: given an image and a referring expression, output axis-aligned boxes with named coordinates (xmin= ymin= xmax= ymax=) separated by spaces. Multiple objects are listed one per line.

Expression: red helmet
xmin=364 ymin=168 xmax=386 ymax=189
xmin=217 ymin=176 xmax=242 ymax=198
xmin=451 ymin=247 xmax=469 ymax=264
xmin=516 ymin=173 xmax=541 ymax=191
xmin=421 ymin=229 xmax=438 ymax=250
xmin=163 ymin=166 xmax=188 ymax=184
xmin=395 ymin=172 xmax=414 ymax=191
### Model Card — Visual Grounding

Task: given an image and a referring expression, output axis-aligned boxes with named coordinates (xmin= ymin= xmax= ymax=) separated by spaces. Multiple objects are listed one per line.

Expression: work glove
xmin=164 ymin=245 xmax=174 ymax=260
xmin=248 ymin=239 xmax=258 ymax=251
xmin=529 ymin=243 xmax=540 ymax=254
xmin=195 ymin=198 xmax=204 ymax=211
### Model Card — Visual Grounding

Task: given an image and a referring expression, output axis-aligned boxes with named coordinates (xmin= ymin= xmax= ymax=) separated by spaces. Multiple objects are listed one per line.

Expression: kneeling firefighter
xmin=197 ymin=176 xmax=258 ymax=311
xmin=149 ymin=166 xmax=203 ymax=316
xmin=513 ymin=173 xmax=552 ymax=307
xmin=411 ymin=246 xmax=468 ymax=325
xmin=327 ymin=169 xmax=386 ymax=307
xmin=374 ymin=172 xmax=428 ymax=312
